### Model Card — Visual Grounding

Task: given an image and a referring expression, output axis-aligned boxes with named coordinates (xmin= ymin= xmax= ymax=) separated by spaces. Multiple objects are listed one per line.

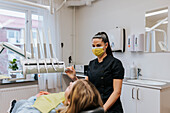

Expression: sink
xmin=127 ymin=79 xmax=166 ymax=86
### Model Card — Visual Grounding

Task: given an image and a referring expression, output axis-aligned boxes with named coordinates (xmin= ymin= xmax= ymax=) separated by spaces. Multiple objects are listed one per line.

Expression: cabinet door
xmin=136 ymin=87 xmax=160 ymax=113
xmin=0 ymin=85 xmax=38 ymax=113
xmin=121 ymin=84 xmax=137 ymax=113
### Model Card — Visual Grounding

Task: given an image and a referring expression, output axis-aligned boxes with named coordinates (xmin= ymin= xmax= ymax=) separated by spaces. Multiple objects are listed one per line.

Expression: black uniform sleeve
xmin=112 ymin=59 xmax=124 ymax=79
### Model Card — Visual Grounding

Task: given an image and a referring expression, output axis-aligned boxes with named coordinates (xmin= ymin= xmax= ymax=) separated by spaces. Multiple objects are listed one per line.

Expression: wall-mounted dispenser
xmin=105 ymin=27 xmax=126 ymax=52
xmin=128 ymin=34 xmax=135 ymax=51
xmin=128 ymin=33 xmax=144 ymax=52
xmin=134 ymin=33 xmax=144 ymax=52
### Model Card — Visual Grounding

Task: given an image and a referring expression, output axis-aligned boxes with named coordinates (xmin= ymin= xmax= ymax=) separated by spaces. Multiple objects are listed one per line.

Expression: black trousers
xmin=107 ymin=108 xmax=123 ymax=113
xmin=106 ymin=102 xmax=123 ymax=113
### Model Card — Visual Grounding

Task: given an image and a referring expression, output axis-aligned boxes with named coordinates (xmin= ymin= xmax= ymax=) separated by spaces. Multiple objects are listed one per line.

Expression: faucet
xmin=137 ymin=68 xmax=142 ymax=79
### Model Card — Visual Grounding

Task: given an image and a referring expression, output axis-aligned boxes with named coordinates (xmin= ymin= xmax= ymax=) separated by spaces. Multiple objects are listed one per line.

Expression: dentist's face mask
xmin=92 ymin=46 xmax=105 ymax=57
xmin=92 ymin=38 xmax=107 ymax=57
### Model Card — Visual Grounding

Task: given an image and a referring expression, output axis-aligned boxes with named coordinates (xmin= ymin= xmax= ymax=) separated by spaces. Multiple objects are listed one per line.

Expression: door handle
xmin=137 ymin=88 xmax=140 ymax=100
xmin=132 ymin=87 xmax=135 ymax=99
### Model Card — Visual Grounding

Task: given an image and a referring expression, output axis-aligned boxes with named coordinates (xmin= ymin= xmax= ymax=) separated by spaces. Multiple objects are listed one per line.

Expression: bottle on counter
xmin=130 ymin=62 xmax=137 ymax=79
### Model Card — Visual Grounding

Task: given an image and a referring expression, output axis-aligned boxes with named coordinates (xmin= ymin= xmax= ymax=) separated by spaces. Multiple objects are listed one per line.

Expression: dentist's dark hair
xmin=92 ymin=32 xmax=113 ymax=57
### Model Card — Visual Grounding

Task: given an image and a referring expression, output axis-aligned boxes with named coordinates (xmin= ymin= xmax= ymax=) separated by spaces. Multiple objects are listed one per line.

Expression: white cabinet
xmin=136 ymin=86 xmax=160 ymax=113
xmin=121 ymin=84 xmax=170 ymax=113
xmin=0 ymin=85 xmax=38 ymax=113
xmin=121 ymin=84 xmax=137 ymax=113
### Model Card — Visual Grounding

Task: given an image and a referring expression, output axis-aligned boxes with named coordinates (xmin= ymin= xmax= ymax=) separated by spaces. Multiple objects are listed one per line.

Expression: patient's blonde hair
xmin=57 ymin=79 xmax=103 ymax=113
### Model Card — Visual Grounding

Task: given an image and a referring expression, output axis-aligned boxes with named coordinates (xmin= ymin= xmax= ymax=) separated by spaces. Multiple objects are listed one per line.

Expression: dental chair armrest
xmin=80 ymin=107 xmax=104 ymax=113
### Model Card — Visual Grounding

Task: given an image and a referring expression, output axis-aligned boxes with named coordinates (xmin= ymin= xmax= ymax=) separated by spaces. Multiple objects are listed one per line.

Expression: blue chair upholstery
xmin=80 ymin=107 xmax=104 ymax=113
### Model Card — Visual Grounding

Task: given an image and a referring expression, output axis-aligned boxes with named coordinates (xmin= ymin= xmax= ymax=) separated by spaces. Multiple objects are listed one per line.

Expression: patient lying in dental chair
xmin=11 ymin=80 xmax=103 ymax=113
xmin=11 ymin=91 xmax=65 ymax=113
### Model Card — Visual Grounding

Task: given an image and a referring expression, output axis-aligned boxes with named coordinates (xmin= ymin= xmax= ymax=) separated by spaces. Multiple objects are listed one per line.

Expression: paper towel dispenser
xmin=105 ymin=28 xmax=125 ymax=52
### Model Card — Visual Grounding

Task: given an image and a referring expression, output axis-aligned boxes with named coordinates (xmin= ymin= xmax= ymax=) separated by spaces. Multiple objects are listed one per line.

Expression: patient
xmin=11 ymin=80 xmax=103 ymax=113
xmin=57 ymin=79 xmax=103 ymax=113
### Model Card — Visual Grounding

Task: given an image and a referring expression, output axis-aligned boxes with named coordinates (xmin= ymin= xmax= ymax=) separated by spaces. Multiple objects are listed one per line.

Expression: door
xmin=121 ymin=84 xmax=137 ymax=113
xmin=136 ymin=87 xmax=160 ymax=113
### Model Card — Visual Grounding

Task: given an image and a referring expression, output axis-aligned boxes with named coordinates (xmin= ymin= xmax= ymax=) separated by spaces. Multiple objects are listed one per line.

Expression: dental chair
xmin=80 ymin=107 xmax=104 ymax=113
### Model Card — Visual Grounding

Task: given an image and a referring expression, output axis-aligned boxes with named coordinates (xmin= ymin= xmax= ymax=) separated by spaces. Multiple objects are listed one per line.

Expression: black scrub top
xmin=86 ymin=55 xmax=124 ymax=113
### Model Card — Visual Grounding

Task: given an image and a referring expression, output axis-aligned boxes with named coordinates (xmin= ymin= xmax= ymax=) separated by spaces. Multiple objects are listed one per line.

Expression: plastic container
xmin=128 ymin=34 xmax=135 ymax=51
xmin=130 ymin=62 xmax=137 ymax=79
xmin=134 ymin=33 xmax=144 ymax=52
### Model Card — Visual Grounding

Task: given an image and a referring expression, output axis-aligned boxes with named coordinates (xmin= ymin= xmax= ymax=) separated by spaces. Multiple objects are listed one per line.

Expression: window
xmin=0 ymin=8 xmax=26 ymax=75
xmin=7 ymin=30 xmax=20 ymax=43
xmin=31 ymin=14 xmax=43 ymax=58
xmin=0 ymin=4 xmax=43 ymax=78
xmin=32 ymin=13 xmax=43 ymax=40
xmin=8 ymin=31 xmax=15 ymax=38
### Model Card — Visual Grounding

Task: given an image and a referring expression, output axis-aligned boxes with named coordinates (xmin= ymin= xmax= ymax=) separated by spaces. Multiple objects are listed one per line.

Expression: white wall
xmin=55 ymin=1 xmax=74 ymax=66
xmin=74 ymin=0 xmax=170 ymax=81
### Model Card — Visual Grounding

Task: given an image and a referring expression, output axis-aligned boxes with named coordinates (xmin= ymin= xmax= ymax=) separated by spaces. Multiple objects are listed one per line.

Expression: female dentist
xmin=65 ymin=32 xmax=124 ymax=113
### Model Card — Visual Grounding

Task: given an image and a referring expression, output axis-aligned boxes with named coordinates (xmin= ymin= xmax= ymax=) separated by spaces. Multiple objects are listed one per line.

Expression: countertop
xmin=0 ymin=79 xmax=38 ymax=89
xmin=0 ymin=72 xmax=85 ymax=89
xmin=74 ymin=73 xmax=170 ymax=90
xmin=123 ymin=78 xmax=170 ymax=90
xmin=68 ymin=73 xmax=170 ymax=90
xmin=63 ymin=72 xmax=86 ymax=78
xmin=76 ymin=73 xmax=87 ymax=78
xmin=58 ymin=73 xmax=170 ymax=90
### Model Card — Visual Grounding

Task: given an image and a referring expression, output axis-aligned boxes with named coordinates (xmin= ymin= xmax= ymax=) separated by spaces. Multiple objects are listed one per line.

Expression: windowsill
xmin=0 ymin=78 xmax=38 ymax=89
xmin=12 ymin=43 xmax=24 ymax=45
xmin=1 ymin=78 xmax=37 ymax=84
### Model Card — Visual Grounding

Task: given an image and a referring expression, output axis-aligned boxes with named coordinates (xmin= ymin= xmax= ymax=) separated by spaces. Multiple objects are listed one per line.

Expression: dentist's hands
xmin=103 ymin=105 xmax=107 ymax=112
xmin=65 ymin=66 xmax=78 ymax=81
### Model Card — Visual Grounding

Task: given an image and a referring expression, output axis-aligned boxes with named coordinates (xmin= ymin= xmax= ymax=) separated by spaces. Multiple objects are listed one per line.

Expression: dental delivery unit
xmin=0 ymin=29 xmax=65 ymax=80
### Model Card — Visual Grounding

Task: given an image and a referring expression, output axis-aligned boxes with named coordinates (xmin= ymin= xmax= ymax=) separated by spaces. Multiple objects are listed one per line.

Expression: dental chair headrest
xmin=80 ymin=107 xmax=104 ymax=113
